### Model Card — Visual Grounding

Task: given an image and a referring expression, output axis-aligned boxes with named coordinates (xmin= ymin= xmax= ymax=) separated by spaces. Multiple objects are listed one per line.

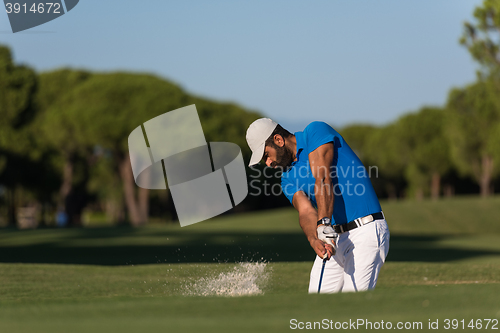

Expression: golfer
xmin=246 ymin=118 xmax=390 ymax=293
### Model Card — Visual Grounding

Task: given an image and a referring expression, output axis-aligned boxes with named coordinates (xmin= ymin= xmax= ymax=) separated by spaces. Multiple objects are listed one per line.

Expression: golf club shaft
xmin=317 ymin=258 xmax=327 ymax=293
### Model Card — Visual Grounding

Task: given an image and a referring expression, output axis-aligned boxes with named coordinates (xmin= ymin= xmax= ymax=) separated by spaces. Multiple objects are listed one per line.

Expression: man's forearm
xmin=315 ymin=177 xmax=334 ymax=220
xmin=299 ymin=209 xmax=319 ymax=244
xmin=293 ymin=191 xmax=334 ymax=259
xmin=309 ymin=143 xmax=335 ymax=222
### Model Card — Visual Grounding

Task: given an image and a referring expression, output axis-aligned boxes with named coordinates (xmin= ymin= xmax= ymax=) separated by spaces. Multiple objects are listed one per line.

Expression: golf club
xmin=317 ymin=257 xmax=327 ymax=293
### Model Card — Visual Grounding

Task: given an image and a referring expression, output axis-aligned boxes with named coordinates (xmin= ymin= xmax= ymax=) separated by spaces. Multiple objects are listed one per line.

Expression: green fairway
xmin=1 ymin=196 xmax=500 ymax=332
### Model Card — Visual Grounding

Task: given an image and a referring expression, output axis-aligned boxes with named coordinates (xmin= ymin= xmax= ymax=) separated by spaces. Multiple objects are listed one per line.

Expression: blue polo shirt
xmin=281 ymin=121 xmax=381 ymax=225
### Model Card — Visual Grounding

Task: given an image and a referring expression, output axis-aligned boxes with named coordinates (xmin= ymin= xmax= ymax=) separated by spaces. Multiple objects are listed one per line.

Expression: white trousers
xmin=308 ymin=219 xmax=390 ymax=293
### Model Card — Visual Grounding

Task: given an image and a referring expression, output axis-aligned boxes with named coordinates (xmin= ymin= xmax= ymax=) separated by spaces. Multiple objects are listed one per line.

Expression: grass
xmin=1 ymin=195 xmax=500 ymax=332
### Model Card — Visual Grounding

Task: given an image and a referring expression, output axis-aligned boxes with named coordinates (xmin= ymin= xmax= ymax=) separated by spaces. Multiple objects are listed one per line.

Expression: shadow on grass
xmin=0 ymin=228 xmax=499 ymax=265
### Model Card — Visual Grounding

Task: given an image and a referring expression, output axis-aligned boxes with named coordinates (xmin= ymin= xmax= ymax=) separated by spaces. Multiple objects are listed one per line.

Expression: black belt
xmin=333 ymin=212 xmax=385 ymax=234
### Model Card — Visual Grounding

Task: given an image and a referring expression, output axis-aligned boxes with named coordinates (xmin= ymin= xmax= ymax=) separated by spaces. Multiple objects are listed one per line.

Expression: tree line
xmin=0 ymin=48 xmax=264 ymax=227
xmin=341 ymin=0 xmax=500 ymax=200
xmin=0 ymin=0 xmax=499 ymax=227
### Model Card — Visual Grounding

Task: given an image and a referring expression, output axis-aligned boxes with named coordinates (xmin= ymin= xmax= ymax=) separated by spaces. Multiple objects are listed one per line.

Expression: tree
xmin=394 ymin=107 xmax=452 ymax=200
xmin=86 ymin=150 xmax=125 ymax=223
xmin=459 ymin=0 xmax=500 ymax=197
xmin=0 ymin=46 xmax=37 ymax=128
xmin=193 ymin=97 xmax=261 ymax=160
xmin=192 ymin=97 xmax=263 ymax=212
xmin=33 ymin=68 xmax=264 ymax=226
xmin=34 ymin=69 xmax=93 ymax=226
xmin=446 ymin=81 xmax=500 ymax=197
xmin=363 ymin=125 xmax=407 ymax=199
xmin=340 ymin=124 xmax=377 ymax=164
xmin=339 ymin=124 xmax=390 ymax=198
xmin=461 ymin=0 xmax=500 ymax=80
xmin=0 ymin=45 xmax=39 ymax=225
xmin=45 ymin=72 xmax=190 ymax=226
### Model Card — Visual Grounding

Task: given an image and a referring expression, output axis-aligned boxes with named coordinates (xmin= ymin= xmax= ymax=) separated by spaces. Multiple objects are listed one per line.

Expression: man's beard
xmin=271 ymin=145 xmax=294 ymax=169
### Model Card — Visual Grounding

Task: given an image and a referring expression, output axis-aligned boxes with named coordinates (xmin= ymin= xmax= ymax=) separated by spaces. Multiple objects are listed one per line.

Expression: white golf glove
xmin=317 ymin=221 xmax=338 ymax=258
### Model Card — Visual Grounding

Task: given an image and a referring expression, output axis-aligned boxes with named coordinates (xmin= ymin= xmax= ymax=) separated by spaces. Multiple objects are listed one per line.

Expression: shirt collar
xmin=294 ymin=131 xmax=305 ymax=162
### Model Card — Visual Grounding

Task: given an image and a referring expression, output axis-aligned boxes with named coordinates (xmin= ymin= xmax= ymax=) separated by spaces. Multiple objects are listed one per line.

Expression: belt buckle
xmin=359 ymin=214 xmax=373 ymax=226
xmin=338 ymin=212 xmax=381 ymax=234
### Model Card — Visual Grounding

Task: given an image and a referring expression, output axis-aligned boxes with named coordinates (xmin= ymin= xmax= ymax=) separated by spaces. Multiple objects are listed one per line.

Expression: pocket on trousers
xmin=375 ymin=220 xmax=390 ymax=249
xmin=362 ymin=222 xmax=380 ymax=249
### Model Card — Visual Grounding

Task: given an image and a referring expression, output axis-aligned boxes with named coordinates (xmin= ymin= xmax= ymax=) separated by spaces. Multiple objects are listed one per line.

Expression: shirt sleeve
xmin=303 ymin=121 xmax=340 ymax=153
xmin=281 ymin=176 xmax=299 ymax=205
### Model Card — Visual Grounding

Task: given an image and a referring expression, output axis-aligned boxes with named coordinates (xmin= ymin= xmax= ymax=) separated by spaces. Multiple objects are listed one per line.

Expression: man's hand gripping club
xmin=316 ymin=218 xmax=338 ymax=260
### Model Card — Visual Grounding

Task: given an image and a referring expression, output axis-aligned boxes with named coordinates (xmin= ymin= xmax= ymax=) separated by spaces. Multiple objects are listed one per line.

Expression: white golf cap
xmin=246 ymin=118 xmax=278 ymax=166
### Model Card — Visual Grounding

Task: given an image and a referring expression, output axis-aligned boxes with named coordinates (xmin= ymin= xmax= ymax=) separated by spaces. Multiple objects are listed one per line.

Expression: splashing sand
xmin=185 ymin=262 xmax=270 ymax=297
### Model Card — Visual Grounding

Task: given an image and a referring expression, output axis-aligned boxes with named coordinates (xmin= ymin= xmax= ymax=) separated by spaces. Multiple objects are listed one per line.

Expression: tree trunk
xmin=431 ymin=172 xmax=440 ymax=200
xmin=65 ymin=190 xmax=86 ymax=227
xmin=386 ymin=183 xmax=397 ymax=201
xmin=56 ymin=153 xmax=74 ymax=227
xmin=415 ymin=187 xmax=423 ymax=201
xmin=479 ymin=155 xmax=494 ymax=197
xmin=443 ymin=184 xmax=454 ymax=197
xmin=118 ymin=153 xmax=148 ymax=226
xmin=58 ymin=154 xmax=89 ymax=227
xmin=105 ymin=199 xmax=125 ymax=224
xmin=7 ymin=187 xmax=16 ymax=226
xmin=59 ymin=154 xmax=74 ymax=209
xmin=138 ymin=187 xmax=149 ymax=223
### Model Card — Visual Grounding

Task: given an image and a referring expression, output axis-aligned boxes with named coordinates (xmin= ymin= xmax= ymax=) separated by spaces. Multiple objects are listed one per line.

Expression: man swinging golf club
xmin=246 ymin=119 xmax=390 ymax=293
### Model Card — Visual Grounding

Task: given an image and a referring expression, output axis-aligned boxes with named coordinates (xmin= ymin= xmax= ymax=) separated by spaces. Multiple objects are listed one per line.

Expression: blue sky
xmin=1 ymin=0 xmax=482 ymax=132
